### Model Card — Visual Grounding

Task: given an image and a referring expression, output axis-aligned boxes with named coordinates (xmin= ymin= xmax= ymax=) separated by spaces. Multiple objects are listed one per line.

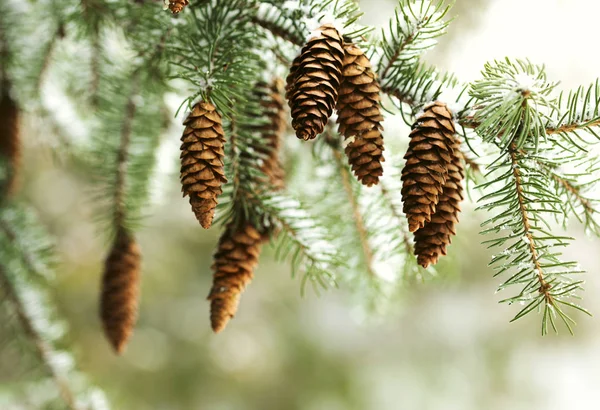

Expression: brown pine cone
xmin=285 ymin=24 xmax=344 ymax=141
xmin=414 ymin=137 xmax=465 ymax=268
xmin=100 ymin=228 xmax=141 ymax=354
xmin=401 ymin=101 xmax=456 ymax=232
xmin=336 ymin=43 xmax=385 ymax=187
xmin=0 ymin=87 xmax=19 ymax=198
xmin=180 ymin=101 xmax=227 ymax=229
xmin=251 ymin=80 xmax=286 ymax=190
xmin=207 ymin=222 xmax=263 ymax=333
xmin=167 ymin=0 xmax=189 ymax=14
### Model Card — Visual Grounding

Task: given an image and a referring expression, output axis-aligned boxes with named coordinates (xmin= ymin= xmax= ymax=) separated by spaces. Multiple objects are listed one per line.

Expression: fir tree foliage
xmin=0 ymin=203 xmax=108 ymax=409
xmin=5 ymin=4 xmax=600 ymax=404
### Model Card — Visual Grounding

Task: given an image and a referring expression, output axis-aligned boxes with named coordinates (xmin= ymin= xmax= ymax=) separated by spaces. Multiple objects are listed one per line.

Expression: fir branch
xmin=377 ymin=0 xmax=450 ymax=86
xmin=331 ymin=146 xmax=376 ymax=278
xmin=261 ymin=194 xmax=339 ymax=292
xmin=0 ymin=267 xmax=79 ymax=410
xmin=89 ymin=31 xmax=101 ymax=105
xmin=35 ymin=22 xmax=65 ymax=94
xmin=380 ymin=183 xmax=413 ymax=256
xmin=546 ymin=118 xmax=600 ymax=136
xmin=0 ymin=204 xmax=108 ymax=409
xmin=252 ymin=4 xmax=303 ymax=47
xmin=507 ymin=145 xmax=552 ymax=306
xmin=112 ymin=74 xmax=139 ymax=230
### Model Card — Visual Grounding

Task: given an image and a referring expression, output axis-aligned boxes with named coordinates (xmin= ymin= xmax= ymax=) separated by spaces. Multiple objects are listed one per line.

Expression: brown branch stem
xmin=379 ymin=184 xmax=413 ymax=255
xmin=330 ymin=146 xmax=376 ymax=278
xmin=508 ymin=145 xmax=553 ymax=303
xmin=112 ymin=75 xmax=139 ymax=230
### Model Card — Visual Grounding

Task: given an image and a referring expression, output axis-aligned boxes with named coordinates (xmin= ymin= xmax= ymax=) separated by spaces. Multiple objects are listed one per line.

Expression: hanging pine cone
xmin=100 ymin=228 xmax=141 ymax=354
xmin=401 ymin=101 xmax=456 ymax=232
xmin=336 ymin=43 xmax=385 ymax=187
xmin=413 ymin=137 xmax=465 ymax=268
xmin=285 ymin=24 xmax=344 ymax=141
xmin=0 ymin=86 xmax=19 ymax=198
xmin=167 ymin=0 xmax=189 ymax=14
xmin=180 ymin=101 xmax=227 ymax=229
xmin=207 ymin=222 xmax=263 ymax=333
xmin=253 ymin=79 xmax=286 ymax=190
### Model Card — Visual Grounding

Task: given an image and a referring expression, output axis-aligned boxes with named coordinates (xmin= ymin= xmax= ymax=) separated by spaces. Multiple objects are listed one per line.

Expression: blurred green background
xmin=3 ymin=0 xmax=600 ymax=409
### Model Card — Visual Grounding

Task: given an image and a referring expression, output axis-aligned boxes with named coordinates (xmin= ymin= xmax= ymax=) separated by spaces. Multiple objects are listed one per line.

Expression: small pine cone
xmin=401 ymin=101 xmax=456 ymax=232
xmin=167 ymin=0 xmax=189 ymax=14
xmin=207 ymin=222 xmax=263 ymax=333
xmin=285 ymin=24 xmax=344 ymax=141
xmin=336 ymin=43 xmax=385 ymax=187
xmin=0 ymin=88 xmax=20 ymax=198
xmin=253 ymin=80 xmax=286 ymax=190
xmin=180 ymin=101 xmax=227 ymax=229
xmin=414 ymin=138 xmax=465 ymax=268
xmin=100 ymin=228 xmax=141 ymax=354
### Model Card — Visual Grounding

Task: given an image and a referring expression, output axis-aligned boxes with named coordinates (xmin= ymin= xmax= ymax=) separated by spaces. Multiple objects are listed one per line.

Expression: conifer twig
xmin=508 ymin=144 xmax=553 ymax=306
xmin=0 ymin=218 xmax=80 ymax=409
xmin=36 ymin=22 xmax=64 ymax=93
xmin=330 ymin=145 xmax=376 ymax=278
xmin=0 ymin=269 xmax=80 ymax=410
xmin=112 ymin=74 xmax=139 ymax=230
xmin=379 ymin=183 xmax=413 ymax=255
xmin=546 ymin=119 xmax=600 ymax=135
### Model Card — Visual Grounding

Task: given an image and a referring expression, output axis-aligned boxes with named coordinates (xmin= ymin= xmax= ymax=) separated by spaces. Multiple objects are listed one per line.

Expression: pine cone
xmin=401 ymin=101 xmax=456 ymax=232
xmin=285 ymin=24 xmax=344 ymax=141
xmin=0 ymin=87 xmax=19 ymax=198
xmin=336 ymin=43 xmax=385 ymax=187
xmin=253 ymin=80 xmax=286 ymax=190
xmin=414 ymin=137 xmax=465 ymax=268
xmin=167 ymin=0 xmax=189 ymax=14
xmin=207 ymin=222 xmax=263 ymax=333
xmin=180 ymin=101 xmax=227 ymax=229
xmin=100 ymin=228 xmax=141 ymax=354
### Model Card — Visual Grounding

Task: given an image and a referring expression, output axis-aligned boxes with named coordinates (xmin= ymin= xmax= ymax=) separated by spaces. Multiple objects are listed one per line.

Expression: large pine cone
xmin=401 ymin=101 xmax=456 ymax=232
xmin=285 ymin=24 xmax=344 ymax=141
xmin=336 ymin=43 xmax=385 ymax=187
xmin=413 ymin=137 xmax=465 ymax=268
xmin=100 ymin=228 xmax=141 ymax=354
xmin=180 ymin=101 xmax=227 ymax=229
xmin=207 ymin=222 xmax=263 ymax=333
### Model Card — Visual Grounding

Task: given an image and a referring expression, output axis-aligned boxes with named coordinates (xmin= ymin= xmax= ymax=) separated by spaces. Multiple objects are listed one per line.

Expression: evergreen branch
xmin=0 ymin=204 xmax=108 ymax=409
xmin=35 ymin=22 xmax=65 ymax=94
xmin=381 ymin=62 xmax=460 ymax=115
xmin=549 ymin=170 xmax=595 ymax=215
xmin=380 ymin=183 xmax=413 ymax=256
xmin=112 ymin=73 xmax=139 ymax=230
xmin=262 ymin=194 xmax=339 ymax=293
xmin=0 ymin=267 xmax=79 ymax=410
xmin=252 ymin=3 xmax=304 ymax=46
xmin=89 ymin=31 xmax=101 ymax=105
xmin=478 ymin=143 xmax=587 ymax=334
xmin=378 ymin=0 xmax=450 ymax=86
xmin=508 ymin=145 xmax=552 ymax=305
xmin=546 ymin=118 xmax=600 ymax=136
xmin=331 ymin=146 xmax=376 ymax=278
xmin=470 ymin=58 xmax=557 ymax=151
